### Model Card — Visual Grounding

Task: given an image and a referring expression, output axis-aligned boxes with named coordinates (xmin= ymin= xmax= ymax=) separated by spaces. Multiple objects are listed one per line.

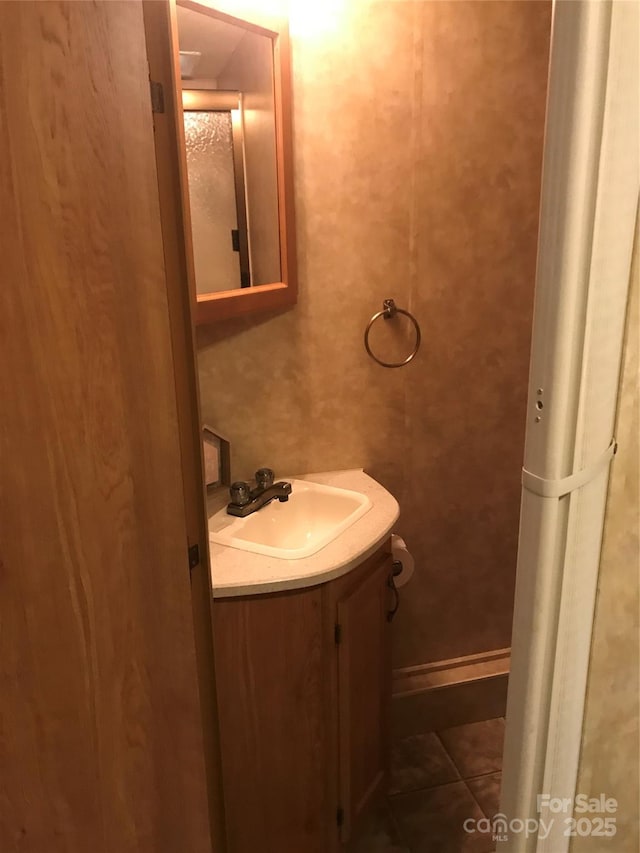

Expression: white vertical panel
xmin=537 ymin=1 xmax=639 ymax=849
xmin=499 ymin=1 xmax=640 ymax=851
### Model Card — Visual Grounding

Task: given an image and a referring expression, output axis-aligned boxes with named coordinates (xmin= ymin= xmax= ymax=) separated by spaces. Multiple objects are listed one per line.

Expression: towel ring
xmin=364 ymin=299 xmax=421 ymax=368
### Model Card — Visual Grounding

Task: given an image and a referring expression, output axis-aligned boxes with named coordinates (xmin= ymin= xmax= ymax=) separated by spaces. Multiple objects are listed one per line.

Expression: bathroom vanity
xmin=208 ymin=471 xmax=399 ymax=851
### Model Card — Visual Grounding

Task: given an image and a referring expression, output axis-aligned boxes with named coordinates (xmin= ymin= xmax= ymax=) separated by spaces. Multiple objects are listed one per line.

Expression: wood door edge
xmin=142 ymin=2 xmax=227 ymax=849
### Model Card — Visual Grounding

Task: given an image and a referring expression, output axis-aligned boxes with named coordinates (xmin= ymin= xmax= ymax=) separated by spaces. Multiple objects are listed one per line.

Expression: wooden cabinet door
xmin=212 ymin=588 xmax=328 ymax=853
xmin=0 ymin=2 xmax=221 ymax=851
xmin=336 ymin=555 xmax=392 ymax=841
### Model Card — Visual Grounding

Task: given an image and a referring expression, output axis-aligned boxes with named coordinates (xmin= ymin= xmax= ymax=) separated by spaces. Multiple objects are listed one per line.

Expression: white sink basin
xmin=208 ymin=478 xmax=373 ymax=559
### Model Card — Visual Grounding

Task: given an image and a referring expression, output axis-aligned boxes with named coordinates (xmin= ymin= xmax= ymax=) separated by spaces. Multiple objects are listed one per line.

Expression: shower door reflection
xmin=184 ymin=106 xmax=251 ymax=292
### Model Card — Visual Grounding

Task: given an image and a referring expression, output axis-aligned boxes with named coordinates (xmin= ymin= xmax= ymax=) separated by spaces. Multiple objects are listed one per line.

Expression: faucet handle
xmin=255 ymin=468 xmax=274 ymax=489
xmin=229 ymin=481 xmax=251 ymax=506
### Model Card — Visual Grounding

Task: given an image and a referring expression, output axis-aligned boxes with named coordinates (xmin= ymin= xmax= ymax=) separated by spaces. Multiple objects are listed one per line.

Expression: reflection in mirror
xmin=176 ymin=4 xmax=281 ymax=294
xmin=184 ymin=106 xmax=249 ymax=292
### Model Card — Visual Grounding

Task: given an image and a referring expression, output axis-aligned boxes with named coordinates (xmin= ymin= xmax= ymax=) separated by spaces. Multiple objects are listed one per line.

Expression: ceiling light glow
xmin=289 ymin=0 xmax=347 ymax=39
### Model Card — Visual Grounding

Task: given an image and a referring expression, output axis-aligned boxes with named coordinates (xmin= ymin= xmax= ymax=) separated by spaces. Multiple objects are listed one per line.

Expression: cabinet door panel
xmin=337 ymin=557 xmax=392 ymax=841
xmin=212 ymin=588 xmax=327 ymax=853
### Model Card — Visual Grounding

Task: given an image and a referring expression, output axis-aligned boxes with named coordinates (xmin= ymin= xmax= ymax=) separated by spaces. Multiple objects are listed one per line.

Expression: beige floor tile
xmin=391 ymin=781 xmax=495 ymax=853
xmin=467 ymin=772 xmax=502 ymax=819
xmin=438 ymin=718 xmax=505 ymax=779
xmin=390 ymin=732 xmax=460 ymax=795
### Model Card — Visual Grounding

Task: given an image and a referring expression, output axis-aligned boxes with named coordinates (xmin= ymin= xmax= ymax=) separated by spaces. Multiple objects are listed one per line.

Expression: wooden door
xmin=336 ymin=555 xmax=392 ymax=841
xmin=0 ymin=2 xmax=220 ymax=851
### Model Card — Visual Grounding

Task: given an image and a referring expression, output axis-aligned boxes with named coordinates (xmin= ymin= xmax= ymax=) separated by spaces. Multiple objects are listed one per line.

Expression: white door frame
xmin=499 ymin=1 xmax=639 ymax=851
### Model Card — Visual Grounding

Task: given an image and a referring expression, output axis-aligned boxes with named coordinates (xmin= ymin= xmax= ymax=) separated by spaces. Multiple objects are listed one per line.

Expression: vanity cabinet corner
xmin=211 ymin=540 xmax=394 ymax=852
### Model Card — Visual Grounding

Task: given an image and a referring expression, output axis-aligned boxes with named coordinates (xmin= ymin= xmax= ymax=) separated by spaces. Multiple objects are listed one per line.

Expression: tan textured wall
xmin=197 ymin=1 xmax=551 ymax=667
xmin=570 ymin=218 xmax=639 ymax=851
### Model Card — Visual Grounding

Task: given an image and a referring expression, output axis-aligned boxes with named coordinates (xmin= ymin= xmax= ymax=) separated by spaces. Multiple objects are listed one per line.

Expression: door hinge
xmin=150 ymin=80 xmax=165 ymax=114
xmin=188 ymin=543 xmax=200 ymax=571
xmin=336 ymin=807 xmax=344 ymax=828
xmin=334 ymin=623 xmax=342 ymax=645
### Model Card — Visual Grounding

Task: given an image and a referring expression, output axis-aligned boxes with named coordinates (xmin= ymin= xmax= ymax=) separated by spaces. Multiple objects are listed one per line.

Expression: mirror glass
xmin=176 ymin=4 xmax=281 ymax=294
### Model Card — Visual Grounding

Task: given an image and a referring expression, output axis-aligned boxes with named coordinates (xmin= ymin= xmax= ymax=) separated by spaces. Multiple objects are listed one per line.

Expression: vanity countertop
xmin=207 ymin=469 xmax=400 ymax=598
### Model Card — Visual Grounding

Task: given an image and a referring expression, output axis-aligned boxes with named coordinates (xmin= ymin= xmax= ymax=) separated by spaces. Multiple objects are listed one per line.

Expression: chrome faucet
xmin=227 ymin=468 xmax=292 ymax=517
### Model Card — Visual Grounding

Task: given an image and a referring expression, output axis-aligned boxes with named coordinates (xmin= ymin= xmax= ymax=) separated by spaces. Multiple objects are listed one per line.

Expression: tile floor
xmin=349 ymin=718 xmax=505 ymax=853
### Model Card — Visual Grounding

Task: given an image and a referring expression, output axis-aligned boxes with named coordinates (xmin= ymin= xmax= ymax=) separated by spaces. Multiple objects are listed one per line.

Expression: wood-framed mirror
xmin=171 ymin=0 xmax=296 ymax=324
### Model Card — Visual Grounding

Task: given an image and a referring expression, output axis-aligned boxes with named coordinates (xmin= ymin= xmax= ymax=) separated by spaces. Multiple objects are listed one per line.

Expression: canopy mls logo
xmin=463 ymin=814 xmax=554 ymax=842
xmin=463 ymin=794 xmax=618 ymax=842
